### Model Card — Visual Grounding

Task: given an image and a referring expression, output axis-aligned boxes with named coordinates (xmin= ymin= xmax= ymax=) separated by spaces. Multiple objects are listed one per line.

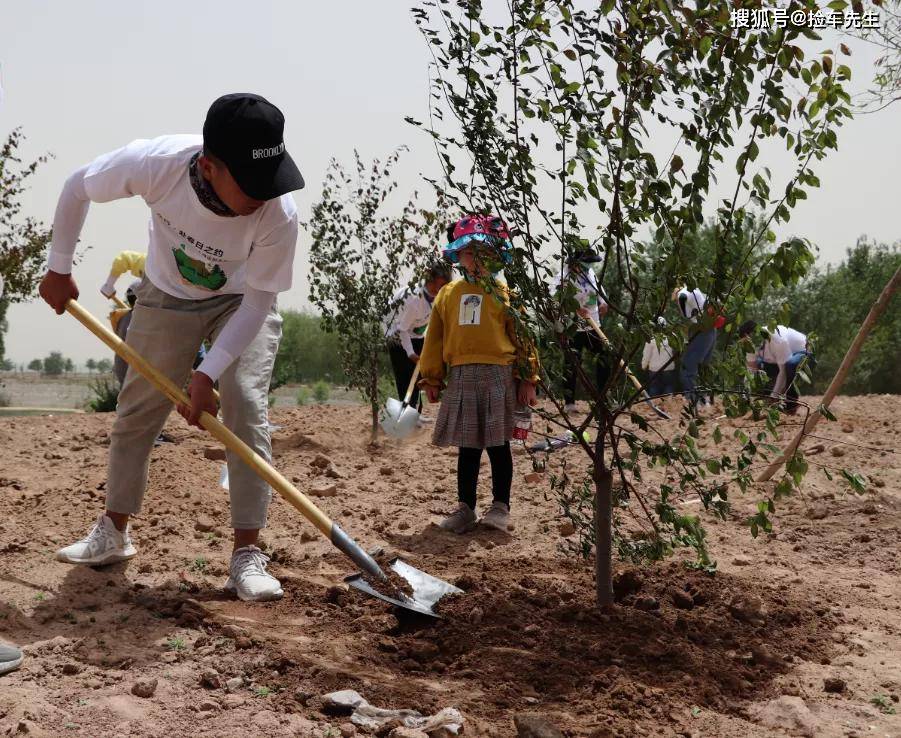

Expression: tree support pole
xmin=757 ymin=265 xmax=900 ymax=482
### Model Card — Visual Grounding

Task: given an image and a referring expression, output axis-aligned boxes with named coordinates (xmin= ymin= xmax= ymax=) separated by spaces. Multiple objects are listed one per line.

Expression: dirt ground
xmin=0 ymin=395 xmax=898 ymax=737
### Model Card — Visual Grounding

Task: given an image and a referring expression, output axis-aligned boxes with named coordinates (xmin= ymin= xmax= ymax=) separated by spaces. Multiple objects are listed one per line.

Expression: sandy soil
xmin=0 ymin=395 xmax=898 ymax=737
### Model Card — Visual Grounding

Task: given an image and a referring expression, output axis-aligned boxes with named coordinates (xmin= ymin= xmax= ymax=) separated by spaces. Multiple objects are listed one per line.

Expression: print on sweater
xmin=459 ymin=294 xmax=483 ymax=325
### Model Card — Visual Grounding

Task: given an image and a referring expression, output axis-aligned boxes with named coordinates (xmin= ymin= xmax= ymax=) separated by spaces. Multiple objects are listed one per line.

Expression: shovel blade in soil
xmin=345 ymin=558 xmax=462 ymax=618
xmin=380 ymin=405 xmax=420 ymax=439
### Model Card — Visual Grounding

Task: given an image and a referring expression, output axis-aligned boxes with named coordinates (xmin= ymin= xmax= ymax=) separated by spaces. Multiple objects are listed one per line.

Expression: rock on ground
xmin=752 ymin=696 xmax=818 ymax=737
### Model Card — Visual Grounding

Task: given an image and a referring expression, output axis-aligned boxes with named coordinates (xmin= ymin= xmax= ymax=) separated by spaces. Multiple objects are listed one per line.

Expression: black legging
xmin=387 ymin=337 xmax=425 ymax=410
xmin=458 ymin=443 xmax=513 ymax=510
xmin=563 ymin=330 xmax=611 ymax=404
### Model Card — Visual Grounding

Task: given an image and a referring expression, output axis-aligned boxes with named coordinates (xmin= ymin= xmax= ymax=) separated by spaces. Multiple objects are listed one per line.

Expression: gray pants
xmin=106 ymin=277 xmax=282 ymax=529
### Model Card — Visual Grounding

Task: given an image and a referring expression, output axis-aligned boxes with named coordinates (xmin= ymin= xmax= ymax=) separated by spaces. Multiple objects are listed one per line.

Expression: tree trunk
xmin=369 ymin=360 xmax=379 ymax=445
xmin=757 ymin=264 xmax=901 ymax=482
xmin=593 ymin=432 xmax=614 ymax=607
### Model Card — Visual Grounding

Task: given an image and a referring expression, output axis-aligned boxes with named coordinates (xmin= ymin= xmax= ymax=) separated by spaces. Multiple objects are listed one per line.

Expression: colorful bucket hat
xmin=443 ymin=215 xmax=513 ymax=264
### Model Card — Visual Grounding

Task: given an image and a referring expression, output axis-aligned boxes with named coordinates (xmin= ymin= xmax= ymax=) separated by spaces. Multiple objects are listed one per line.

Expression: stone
xmin=310 ymin=482 xmax=338 ymax=497
xmin=612 ymin=569 xmax=643 ymax=600
xmin=200 ymin=670 xmax=223 ymax=689
xmin=634 ymin=596 xmax=659 ymax=611
xmin=339 ymin=723 xmax=357 ymax=737
xmin=234 ymin=636 xmax=253 ymax=650
xmin=203 ymin=446 xmax=227 ymax=461
xmin=752 ymin=696 xmax=817 ymax=737
xmin=731 ymin=555 xmax=752 ymax=566
xmin=669 ymin=588 xmax=694 ymax=610
xmin=61 ymin=662 xmax=81 ymax=675
xmin=226 ymin=676 xmax=245 ymax=693
xmin=729 ymin=594 xmax=767 ymax=626
xmin=823 ymin=677 xmax=846 ymax=693
xmin=194 ymin=517 xmax=216 ymax=532
xmin=379 ymin=465 xmax=394 ymax=476
xmin=311 ymin=454 xmax=332 ymax=468
xmin=198 ymin=700 xmax=220 ymax=712
xmin=131 ymin=678 xmax=158 ymax=698
xmin=558 ymin=521 xmax=576 ymax=537
xmin=751 ymin=644 xmax=784 ymax=667
xmin=326 ymin=465 xmax=346 ymax=479
xmin=301 ymin=530 xmax=317 ymax=542
xmin=513 ymin=712 xmax=565 ymax=738
xmin=829 ymin=445 xmax=845 ymax=458
xmin=806 ymin=506 xmax=829 ymax=520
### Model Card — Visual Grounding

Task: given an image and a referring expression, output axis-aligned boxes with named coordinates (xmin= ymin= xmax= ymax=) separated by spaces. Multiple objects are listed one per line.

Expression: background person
xmin=384 ymin=259 xmax=451 ymax=415
xmin=739 ymin=320 xmax=811 ymax=414
xmin=674 ymin=286 xmax=717 ymax=413
xmin=641 ymin=317 xmax=676 ymax=399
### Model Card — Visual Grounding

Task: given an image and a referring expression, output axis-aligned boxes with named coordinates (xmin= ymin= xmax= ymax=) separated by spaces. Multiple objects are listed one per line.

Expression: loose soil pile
xmin=0 ymin=395 xmax=898 ymax=737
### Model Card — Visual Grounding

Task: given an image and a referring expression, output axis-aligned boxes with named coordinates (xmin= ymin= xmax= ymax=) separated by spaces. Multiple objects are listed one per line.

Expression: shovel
xmin=586 ymin=316 xmax=671 ymax=420
xmin=64 ymin=299 xmax=459 ymax=617
xmin=380 ymin=364 xmax=422 ymax=439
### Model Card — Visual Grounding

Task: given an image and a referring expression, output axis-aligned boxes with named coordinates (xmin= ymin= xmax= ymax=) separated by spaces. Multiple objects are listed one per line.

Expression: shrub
xmin=87 ymin=377 xmax=119 ymax=412
xmin=313 ymin=381 xmax=330 ymax=403
xmin=296 ymin=386 xmax=310 ymax=406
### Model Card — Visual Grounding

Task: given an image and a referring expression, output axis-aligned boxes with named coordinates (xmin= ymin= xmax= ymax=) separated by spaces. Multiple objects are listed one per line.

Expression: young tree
xmin=96 ymin=358 xmax=113 ymax=374
xmin=413 ymin=0 xmax=855 ymax=603
xmin=86 ymin=358 xmax=97 ymax=373
xmin=308 ymin=149 xmax=445 ymax=443
xmin=64 ymin=358 xmax=75 ymax=374
xmin=0 ymin=128 xmax=53 ymax=365
xmin=27 ymin=358 xmax=42 ymax=372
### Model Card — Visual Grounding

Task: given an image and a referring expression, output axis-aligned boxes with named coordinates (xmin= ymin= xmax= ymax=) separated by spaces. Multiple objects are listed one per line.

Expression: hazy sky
xmin=2 ymin=1 xmax=899 ymax=365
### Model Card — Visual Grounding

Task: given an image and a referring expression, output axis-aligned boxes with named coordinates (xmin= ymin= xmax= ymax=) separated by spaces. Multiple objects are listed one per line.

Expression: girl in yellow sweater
xmin=419 ymin=216 xmax=538 ymax=534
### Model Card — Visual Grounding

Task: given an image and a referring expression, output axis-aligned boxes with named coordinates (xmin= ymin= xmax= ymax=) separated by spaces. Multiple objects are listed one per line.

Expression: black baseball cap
xmin=202 ymin=93 xmax=304 ymax=201
xmin=569 ymin=249 xmax=602 ymax=265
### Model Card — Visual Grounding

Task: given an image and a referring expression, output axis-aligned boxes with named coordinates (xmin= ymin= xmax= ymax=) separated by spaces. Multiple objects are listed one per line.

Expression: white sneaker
xmin=56 ymin=514 xmax=137 ymax=565
xmin=480 ymin=501 xmax=511 ymax=532
xmin=224 ymin=546 xmax=283 ymax=602
xmin=438 ymin=503 xmax=477 ymax=534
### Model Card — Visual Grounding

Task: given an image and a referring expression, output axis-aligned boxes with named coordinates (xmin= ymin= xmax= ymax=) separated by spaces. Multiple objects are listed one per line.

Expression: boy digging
xmin=39 ymin=93 xmax=304 ymax=601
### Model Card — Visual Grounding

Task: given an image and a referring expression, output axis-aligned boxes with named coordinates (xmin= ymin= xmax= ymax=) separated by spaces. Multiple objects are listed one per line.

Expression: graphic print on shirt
xmin=459 ymin=294 xmax=483 ymax=325
xmin=172 ymin=245 xmax=228 ymax=291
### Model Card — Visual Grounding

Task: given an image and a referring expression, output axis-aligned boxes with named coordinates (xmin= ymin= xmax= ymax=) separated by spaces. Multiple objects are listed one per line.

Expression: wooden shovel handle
xmin=65 ymin=299 xmax=332 ymax=536
xmin=403 ymin=363 xmax=422 ymax=405
xmin=585 ymin=316 xmax=647 ymax=396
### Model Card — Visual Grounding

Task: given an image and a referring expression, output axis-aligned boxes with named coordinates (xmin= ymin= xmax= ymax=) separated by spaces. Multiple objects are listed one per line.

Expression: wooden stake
xmin=757 ymin=265 xmax=900 ymax=482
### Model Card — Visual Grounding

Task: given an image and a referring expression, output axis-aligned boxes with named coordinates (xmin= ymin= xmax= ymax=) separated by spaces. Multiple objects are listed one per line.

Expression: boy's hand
xmin=517 ymin=380 xmax=537 ymax=406
xmin=178 ymin=372 xmax=218 ymax=428
xmin=425 ymin=385 xmax=441 ymax=403
xmin=39 ymin=271 xmax=79 ymax=315
xmin=408 ymin=353 xmax=420 ymax=363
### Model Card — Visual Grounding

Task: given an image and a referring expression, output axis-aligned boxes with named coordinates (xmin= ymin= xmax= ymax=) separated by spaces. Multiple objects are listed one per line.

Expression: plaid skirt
xmin=432 ymin=363 xmax=517 ymax=449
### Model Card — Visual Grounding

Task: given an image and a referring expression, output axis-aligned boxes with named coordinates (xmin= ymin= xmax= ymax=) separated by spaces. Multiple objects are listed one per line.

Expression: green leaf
xmin=699 ymin=36 xmax=712 ymax=59
xmin=670 ymin=155 xmax=683 ymax=173
xmin=600 ymin=0 xmax=615 ymax=14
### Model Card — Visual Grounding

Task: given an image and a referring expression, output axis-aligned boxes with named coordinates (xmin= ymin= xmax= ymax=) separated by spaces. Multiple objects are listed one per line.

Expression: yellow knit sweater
xmin=419 ymin=278 xmax=539 ymax=387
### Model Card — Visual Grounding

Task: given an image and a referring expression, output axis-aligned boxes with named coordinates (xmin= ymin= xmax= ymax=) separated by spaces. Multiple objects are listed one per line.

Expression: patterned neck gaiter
xmin=189 ymin=153 xmax=238 ymax=218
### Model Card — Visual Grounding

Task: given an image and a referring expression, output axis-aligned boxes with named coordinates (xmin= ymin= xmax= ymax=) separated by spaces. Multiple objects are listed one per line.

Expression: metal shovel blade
xmin=345 ymin=558 xmax=463 ymax=618
xmin=380 ymin=405 xmax=420 ymax=439
xmin=385 ymin=396 xmax=404 ymax=418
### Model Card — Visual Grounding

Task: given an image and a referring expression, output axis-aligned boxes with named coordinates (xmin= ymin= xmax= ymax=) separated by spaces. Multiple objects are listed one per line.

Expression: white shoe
xmin=480 ymin=501 xmax=511 ymax=532
xmin=56 ymin=514 xmax=136 ymax=565
xmin=224 ymin=546 xmax=283 ymax=602
xmin=564 ymin=403 xmax=578 ymax=414
xmin=438 ymin=503 xmax=477 ymax=534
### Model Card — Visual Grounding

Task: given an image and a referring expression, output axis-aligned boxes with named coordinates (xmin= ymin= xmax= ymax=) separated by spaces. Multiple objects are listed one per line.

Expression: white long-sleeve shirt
xmin=383 ymin=285 xmax=433 ymax=356
xmin=641 ymin=337 xmax=675 ymax=372
xmin=552 ymin=266 xmax=607 ymax=329
xmin=759 ymin=325 xmax=807 ymax=397
xmin=48 ymin=136 xmax=296 ymax=381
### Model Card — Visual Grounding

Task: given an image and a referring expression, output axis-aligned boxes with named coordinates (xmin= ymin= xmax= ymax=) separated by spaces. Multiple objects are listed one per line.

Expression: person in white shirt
xmin=641 ymin=317 xmax=676 ymax=398
xmin=673 ymin=286 xmax=718 ymax=413
xmin=553 ymin=250 xmax=610 ymax=412
xmin=739 ymin=320 xmax=811 ymax=414
xmin=38 ymin=93 xmax=304 ymax=602
xmin=384 ymin=259 xmax=451 ymax=412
